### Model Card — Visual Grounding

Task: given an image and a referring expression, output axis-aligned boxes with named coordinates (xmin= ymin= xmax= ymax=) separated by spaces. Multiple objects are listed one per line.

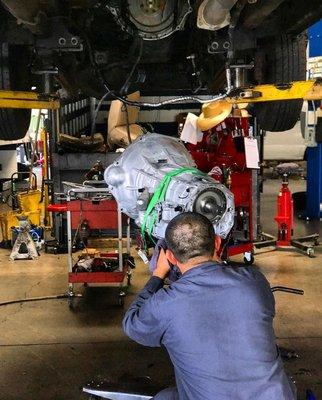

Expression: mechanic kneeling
xmin=123 ymin=212 xmax=296 ymax=400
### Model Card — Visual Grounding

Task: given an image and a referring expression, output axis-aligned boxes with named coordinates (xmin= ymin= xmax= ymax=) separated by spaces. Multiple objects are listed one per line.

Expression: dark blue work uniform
xmin=123 ymin=262 xmax=296 ymax=400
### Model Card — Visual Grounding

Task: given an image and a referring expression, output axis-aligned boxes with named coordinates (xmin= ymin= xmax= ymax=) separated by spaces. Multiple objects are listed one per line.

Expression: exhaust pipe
xmin=197 ymin=0 xmax=238 ymax=30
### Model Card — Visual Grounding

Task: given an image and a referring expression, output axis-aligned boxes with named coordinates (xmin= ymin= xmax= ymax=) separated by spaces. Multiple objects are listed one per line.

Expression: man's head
xmin=165 ymin=212 xmax=221 ymax=270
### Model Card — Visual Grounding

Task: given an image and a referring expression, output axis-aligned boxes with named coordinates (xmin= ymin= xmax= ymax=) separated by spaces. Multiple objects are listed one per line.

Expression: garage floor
xmin=0 ymin=178 xmax=321 ymax=400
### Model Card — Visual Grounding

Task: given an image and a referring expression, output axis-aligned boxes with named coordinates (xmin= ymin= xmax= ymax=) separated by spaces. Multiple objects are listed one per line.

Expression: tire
xmin=0 ymin=43 xmax=31 ymax=141
xmin=250 ymin=34 xmax=307 ymax=132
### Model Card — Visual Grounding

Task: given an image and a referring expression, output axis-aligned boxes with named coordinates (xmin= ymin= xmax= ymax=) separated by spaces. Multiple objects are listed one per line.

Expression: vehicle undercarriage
xmin=0 ymin=0 xmax=322 ymax=139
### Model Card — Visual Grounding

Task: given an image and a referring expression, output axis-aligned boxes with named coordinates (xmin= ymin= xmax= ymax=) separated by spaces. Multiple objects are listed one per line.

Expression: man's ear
xmin=215 ymin=235 xmax=222 ymax=251
xmin=166 ymin=249 xmax=177 ymax=266
xmin=213 ymin=235 xmax=222 ymax=259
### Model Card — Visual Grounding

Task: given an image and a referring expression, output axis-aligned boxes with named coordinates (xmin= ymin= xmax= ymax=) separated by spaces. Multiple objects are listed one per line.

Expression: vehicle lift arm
xmin=227 ymin=80 xmax=322 ymax=104
xmin=0 ymin=90 xmax=60 ymax=109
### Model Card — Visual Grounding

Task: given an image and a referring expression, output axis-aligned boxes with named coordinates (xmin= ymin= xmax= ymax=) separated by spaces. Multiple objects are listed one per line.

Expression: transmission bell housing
xmin=104 ymin=133 xmax=234 ymax=239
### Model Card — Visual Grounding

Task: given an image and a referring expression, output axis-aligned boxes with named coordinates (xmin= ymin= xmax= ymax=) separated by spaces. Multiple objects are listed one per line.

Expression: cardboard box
xmin=108 ymin=91 xmax=144 ymax=147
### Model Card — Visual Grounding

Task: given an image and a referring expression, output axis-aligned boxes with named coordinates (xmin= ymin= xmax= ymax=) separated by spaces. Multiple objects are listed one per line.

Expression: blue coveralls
xmin=123 ymin=262 xmax=296 ymax=400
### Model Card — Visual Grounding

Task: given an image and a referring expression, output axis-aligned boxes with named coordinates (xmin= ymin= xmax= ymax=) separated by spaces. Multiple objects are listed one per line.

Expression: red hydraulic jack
xmin=255 ymin=173 xmax=319 ymax=258
xmin=275 ymin=174 xmax=294 ymax=247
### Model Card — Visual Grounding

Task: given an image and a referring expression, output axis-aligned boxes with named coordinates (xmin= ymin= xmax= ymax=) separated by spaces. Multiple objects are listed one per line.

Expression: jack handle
xmin=271 ymin=286 xmax=304 ymax=295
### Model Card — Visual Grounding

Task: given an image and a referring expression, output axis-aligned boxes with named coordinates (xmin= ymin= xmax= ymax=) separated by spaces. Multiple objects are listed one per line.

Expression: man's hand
xmin=153 ymin=248 xmax=171 ymax=279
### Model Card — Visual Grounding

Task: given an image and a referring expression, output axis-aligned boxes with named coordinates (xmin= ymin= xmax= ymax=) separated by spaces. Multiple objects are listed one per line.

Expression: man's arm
xmin=123 ymin=249 xmax=171 ymax=347
xmin=123 ymin=276 xmax=165 ymax=347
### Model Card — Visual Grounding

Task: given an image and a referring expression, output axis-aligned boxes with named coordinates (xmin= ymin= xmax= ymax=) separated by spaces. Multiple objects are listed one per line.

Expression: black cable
xmin=127 ymin=259 xmax=135 ymax=268
xmin=271 ymin=286 xmax=304 ymax=295
xmin=120 ymin=38 xmax=143 ymax=145
xmin=90 ymin=38 xmax=143 ymax=138
xmin=0 ymin=293 xmax=82 ymax=307
xmin=92 ymin=42 xmax=225 ymax=109
xmin=120 ymin=38 xmax=143 ymax=96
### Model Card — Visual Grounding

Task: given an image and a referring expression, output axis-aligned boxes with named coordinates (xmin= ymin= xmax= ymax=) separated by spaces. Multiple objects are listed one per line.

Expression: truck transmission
xmin=104 ymin=133 xmax=234 ymax=239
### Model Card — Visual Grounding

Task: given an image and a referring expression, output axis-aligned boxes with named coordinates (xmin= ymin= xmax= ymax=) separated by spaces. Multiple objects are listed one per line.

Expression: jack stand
xmin=9 ymin=217 xmax=39 ymax=260
xmin=254 ymin=174 xmax=319 ymax=258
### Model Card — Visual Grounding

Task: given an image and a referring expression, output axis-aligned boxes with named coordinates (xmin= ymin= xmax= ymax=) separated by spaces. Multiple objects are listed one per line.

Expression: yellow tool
xmin=0 ymin=90 xmax=60 ymax=109
xmin=198 ymin=80 xmax=322 ymax=130
xmin=0 ymin=190 xmax=42 ymax=243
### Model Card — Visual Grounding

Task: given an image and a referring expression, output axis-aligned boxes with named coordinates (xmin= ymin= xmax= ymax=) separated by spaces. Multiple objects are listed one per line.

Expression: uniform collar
xmin=181 ymin=261 xmax=222 ymax=278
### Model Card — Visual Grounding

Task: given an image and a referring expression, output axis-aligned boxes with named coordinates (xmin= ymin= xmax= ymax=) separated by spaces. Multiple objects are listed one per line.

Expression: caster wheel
xmin=307 ymin=248 xmax=314 ymax=258
xmin=118 ymin=295 xmax=125 ymax=307
xmin=68 ymin=297 xmax=74 ymax=310
xmin=243 ymin=252 xmax=254 ymax=266
xmin=68 ymin=294 xmax=78 ymax=311
xmin=118 ymin=290 xmax=126 ymax=307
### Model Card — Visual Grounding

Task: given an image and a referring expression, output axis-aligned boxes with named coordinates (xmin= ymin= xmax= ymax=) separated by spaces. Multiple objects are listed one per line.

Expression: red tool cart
xmin=186 ymin=117 xmax=256 ymax=264
xmin=65 ymin=186 xmax=133 ymax=308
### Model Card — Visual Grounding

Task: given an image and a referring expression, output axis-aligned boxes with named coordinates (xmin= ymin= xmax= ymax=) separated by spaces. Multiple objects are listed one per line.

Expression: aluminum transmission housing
xmin=104 ymin=133 xmax=234 ymax=239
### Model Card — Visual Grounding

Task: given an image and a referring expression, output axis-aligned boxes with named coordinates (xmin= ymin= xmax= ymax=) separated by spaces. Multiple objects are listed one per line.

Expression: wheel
xmin=307 ymin=248 xmax=314 ymax=258
xmin=250 ymin=34 xmax=307 ymax=132
xmin=0 ymin=43 xmax=32 ymax=140
xmin=243 ymin=252 xmax=254 ymax=266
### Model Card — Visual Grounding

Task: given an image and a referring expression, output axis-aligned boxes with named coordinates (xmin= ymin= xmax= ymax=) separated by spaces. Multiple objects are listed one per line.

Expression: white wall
xmin=264 ymin=121 xmax=306 ymax=161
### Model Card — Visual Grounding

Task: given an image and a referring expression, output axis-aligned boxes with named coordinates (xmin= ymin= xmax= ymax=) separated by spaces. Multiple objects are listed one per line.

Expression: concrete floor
xmin=0 ymin=178 xmax=321 ymax=400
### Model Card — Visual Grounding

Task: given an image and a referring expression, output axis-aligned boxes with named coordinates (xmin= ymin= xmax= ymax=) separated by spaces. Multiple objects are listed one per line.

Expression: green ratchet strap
xmin=141 ymin=167 xmax=205 ymax=242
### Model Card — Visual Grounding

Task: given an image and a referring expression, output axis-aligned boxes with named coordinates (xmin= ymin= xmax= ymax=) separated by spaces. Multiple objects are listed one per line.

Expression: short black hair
xmin=165 ymin=212 xmax=215 ymax=263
